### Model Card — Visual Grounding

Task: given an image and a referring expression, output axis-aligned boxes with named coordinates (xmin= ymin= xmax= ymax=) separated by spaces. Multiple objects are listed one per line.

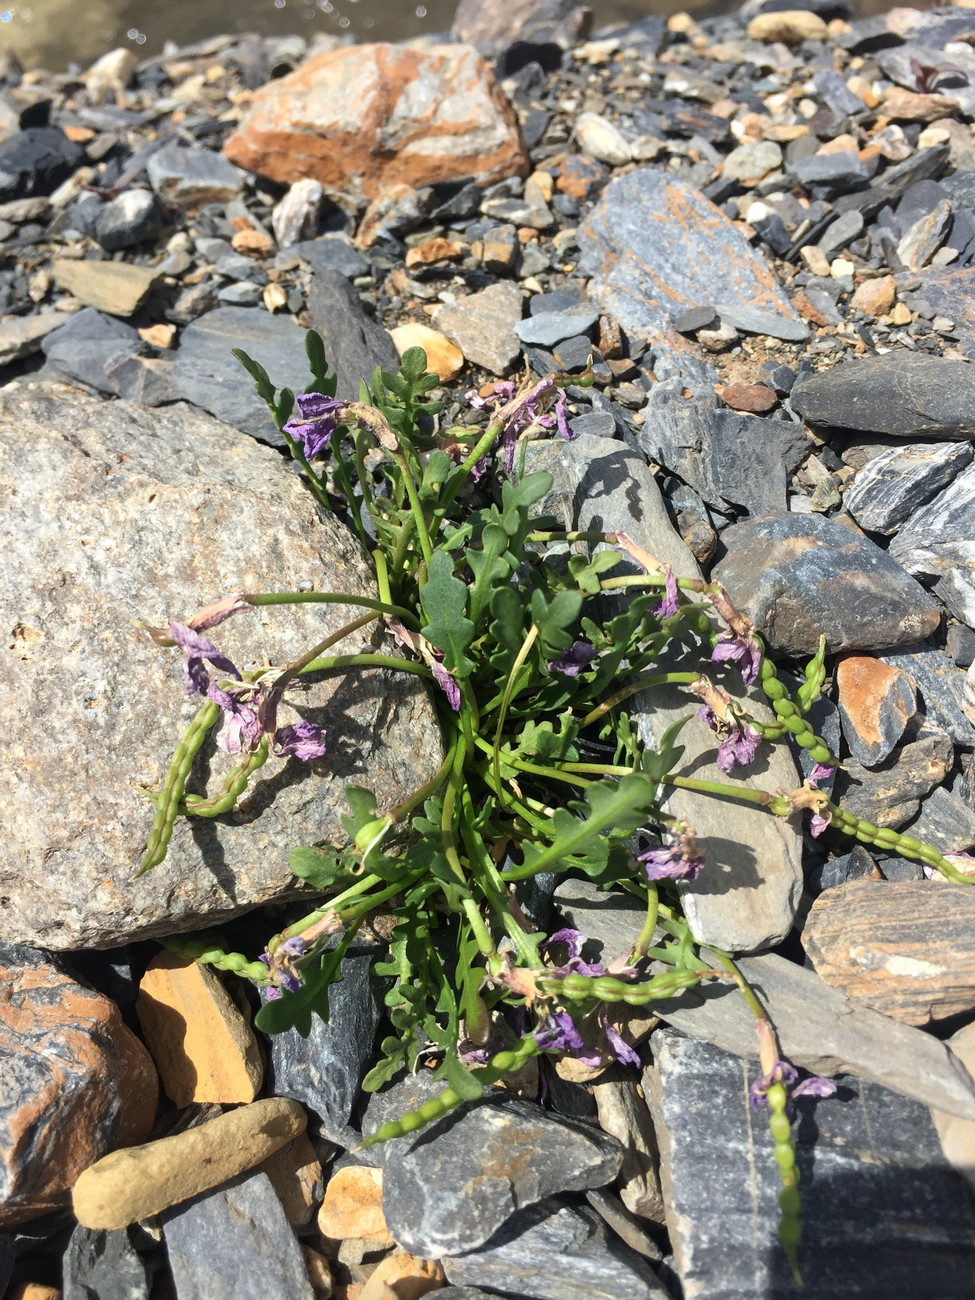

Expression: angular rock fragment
xmin=878 ymin=645 xmax=975 ymax=748
xmin=792 ymin=353 xmax=975 ymax=438
xmin=305 ymin=269 xmax=400 ymax=399
xmin=50 ymin=258 xmax=158 ymax=317
xmin=835 ymin=653 xmax=916 ymax=767
xmin=906 ymin=785 xmax=975 ymax=857
xmin=146 ymin=142 xmax=247 ymax=213
xmin=435 ymin=281 xmax=523 ymax=374
xmin=889 ymin=462 xmax=975 ymax=629
xmin=833 ymin=724 xmax=953 ymax=828
xmin=843 ymin=441 xmax=972 ymax=534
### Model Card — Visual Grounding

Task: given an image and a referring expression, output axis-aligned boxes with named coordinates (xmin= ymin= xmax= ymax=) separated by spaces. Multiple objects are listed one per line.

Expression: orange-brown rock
xmin=835 ymin=654 xmax=916 ymax=767
xmin=136 ymin=950 xmax=263 ymax=1106
xmin=404 ymin=237 xmax=465 ymax=269
xmin=716 ymin=383 xmax=777 ymax=414
xmin=805 ymin=879 xmax=975 ymax=1025
xmin=358 ymin=1251 xmax=444 ymax=1300
xmin=851 ymin=274 xmax=897 ymax=317
xmin=0 ymin=945 xmax=157 ymax=1227
xmin=880 ymin=87 xmax=961 ymax=123
xmin=223 ymin=44 xmax=529 ymax=206
xmin=258 ymin=1131 xmax=323 ymax=1230
xmin=390 ymin=323 xmax=464 ymax=382
xmin=318 ymin=1165 xmax=393 ymax=1246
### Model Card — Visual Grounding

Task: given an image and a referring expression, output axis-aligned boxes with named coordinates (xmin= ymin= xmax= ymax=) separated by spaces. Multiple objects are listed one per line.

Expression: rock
xmin=0 ymin=310 xmax=62 ymax=365
xmin=806 ymin=879 xmax=975 ymax=1025
xmin=878 ymin=645 xmax=975 ymax=749
xmin=932 ymin=1021 xmax=975 ymax=1189
xmin=223 ymin=44 xmax=529 ymax=206
xmin=850 ymin=273 xmax=896 ymax=316
xmin=889 ymin=463 xmax=975 ymax=629
xmin=526 ymin=435 xmax=803 ymax=953
xmin=72 ymin=1097 xmax=306 ymax=1229
xmin=146 ymin=142 xmax=246 ymax=213
xmin=792 ymin=353 xmax=975 ymax=439
xmin=359 ymin=1251 xmax=444 ymax=1300
xmin=135 ymin=951 xmax=263 ymax=1106
xmin=812 ymin=66 xmax=867 ymax=116
xmin=268 ymin=945 xmax=383 ymax=1133
xmin=286 ymin=237 xmax=369 ymax=279
xmin=103 ymin=352 xmax=180 ymax=406
xmin=721 ymin=141 xmax=782 ymax=185
xmin=906 ymin=784 xmax=975 ymax=857
xmin=435 ymin=281 xmax=523 ymax=375
xmin=41 ymin=307 xmax=145 ymax=395
xmin=882 ymin=87 xmax=961 ymax=123
xmin=746 ymin=9 xmax=829 ymax=42
xmin=318 ymin=1165 xmax=392 ymax=1245
xmin=843 ymin=442 xmax=972 ymax=534
xmin=0 ymin=943 xmax=157 ymax=1227
xmin=903 ymin=266 xmax=975 ymax=361
xmin=792 ymin=150 xmax=869 ymax=197
xmin=648 ymin=1029 xmax=975 ymax=1299
xmin=75 ymin=188 xmax=163 ymax=252
xmin=62 ymin=1225 xmax=148 ymax=1300
xmin=835 ymin=654 xmax=917 ymax=767
xmin=390 ymin=322 xmax=463 ymax=382
xmin=84 ymin=47 xmax=138 ymax=105
xmin=897 ymin=199 xmax=952 ymax=271
xmin=579 ymin=170 xmax=806 ymax=391
xmin=590 ymin=1075 xmax=664 ymax=1221
xmin=256 ymin=1132 xmax=322 ymax=1231
xmin=162 ymin=1171 xmax=313 ymax=1300
xmin=716 ymin=383 xmax=777 ymax=414
xmin=451 ymin=0 xmax=589 ymax=54
xmin=363 ymin=1075 xmax=622 ymax=1258
xmin=711 ymin=514 xmax=942 ymax=656
xmin=716 ymin=304 xmax=808 ymax=342
xmin=553 ymin=878 xmax=975 ymax=1120
xmin=0 ymin=383 xmax=441 ymax=948
xmin=442 ymin=1198 xmax=669 ymax=1299
xmin=514 ymin=305 xmax=599 ymax=347
xmin=272 ymin=178 xmax=324 ymax=249
xmin=574 ymin=113 xmax=632 ymax=166
xmin=50 ymin=259 xmax=158 ymax=317
xmin=306 ymin=270 xmax=400 ymax=399
xmin=0 ymin=126 xmax=85 ymax=201
xmin=833 ymin=725 xmax=954 ymax=829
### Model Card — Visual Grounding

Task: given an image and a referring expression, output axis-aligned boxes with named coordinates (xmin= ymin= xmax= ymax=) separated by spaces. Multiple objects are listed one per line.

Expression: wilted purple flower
xmin=430 ymin=659 xmax=461 ymax=711
xmin=273 ymin=720 xmax=327 ymax=761
xmin=548 ymin=640 xmax=597 ymax=677
xmin=603 ymin=1016 xmax=640 ymax=1068
xmin=167 ymin=621 xmax=241 ymax=696
xmin=259 ymin=934 xmax=309 ymax=997
xmin=750 ymin=1058 xmax=836 ymax=1116
xmin=653 ymin=566 xmax=680 ymax=621
xmin=466 ymin=376 xmax=574 ymax=473
xmin=553 ymin=390 xmax=576 ymax=442
xmin=208 ymin=684 xmax=262 ymax=754
xmin=637 ymin=822 xmax=705 ymax=882
xmin=711 ymin=628 xmax=762 ymax=686
xmin=282 ymin=391 xmax=345 ymax=460
xmin=808 ymin=763 xmax=835 ymax=786
xmin=806 ymin=764 xmax=834 ymax=837
xmin=543 ymin=928 xmax=607 ymax=979
xmin=534 ymin=1011 xmax=603 ymax=1065
xmin=696 ymin=704 xmax=761 ymax=774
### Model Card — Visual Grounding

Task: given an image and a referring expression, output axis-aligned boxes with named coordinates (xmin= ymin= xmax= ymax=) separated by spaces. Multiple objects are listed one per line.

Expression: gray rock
xmin=436 ymin=281 xmax=524 ymax=375
xmin=217 ymin=281 xmax=264 ymax=306
xmin=897 ymin=199 xmax=952 ymax=271
xmin=363 ymin=1076 xmax=622 ymax=1258
xmin=63 ymin=1225 xmax=148 ymax=1300
xmin=792 ymin=353 xmax=975 ymax=438
xmin=103 ymin=353 xmax=181 ymax=406
xmin=162 ymin=1171 xmax=313 ymax=1300
xmin=285 ymin=237 xmax=369 ymax=279
xmin=835 ymin=655 xmax=916 ymax=768
xmin=792 ymin=149 xmax=869 ymax=196
xmin=0 ymin=383 xmax=441 ymax=948
xmin=812 ymin=67 xmax=867 ymax=117
xmin=907 ymin=785 xmax=975 ymax=856
xmin=0 ymin=310 xmax=62 ymax=365
xmin=833 ymin=726 xmax=954 ymax=828
xmin=648 ymin=1030 xmax=975 ymax=1300
xmin=711 ymin=514 xmax=942 ymax=656
xmin=41 ymin=307 xmax=147 ymax=397
xmin=817 ymin=208 xmax=864 ymax=255
xmin=171 ymin=306 xmax=318 ymax=445
xmin=638 ymin=383 xmax=810 ymax=517
xmin=451 ymin=0 xmax=589 ymax=54
xmin=75 ymin=188 xmax=164 ymax=252
xmin=305 ymin=270 xmax=399 ymax=401
xmin=673 ymin=305 xmax=718 ymax=333
xmin=514 ymin=306 xmax=599 ymax=347
xmin=0 ymin=126 xmax=85 ymax=201
xmin=268 ymin=945 xmax=382 ymax=1132
xmin=525 ymin=434 xmax=803 ymax=953
xmin=553 ymin=878 xmax=975 ymax=1121
xmin=591 ymin=1075 xmax=664 ymax=1221
xmin=442 ymin=1199 xmax=670 ymax=1299
xmin=715 ymin=304 xmax=810 ymax=342
xmin=569 ymin=410 xmax=617 ymax=438
xmin=146 ymin=142 xmax=247 ymax=212
xmin=578 ymin=169 xmax=805 ymax=391
xmin=889 ymin=462 xmax=975 ymax=628
xmin=878 ymin=645 xmax=975 ymax=749
xmin=844 ymin=442 xmax=972 ymax=534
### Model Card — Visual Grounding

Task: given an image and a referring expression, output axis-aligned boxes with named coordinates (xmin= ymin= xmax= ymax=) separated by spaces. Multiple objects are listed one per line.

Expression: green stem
xmin=299 ymin=652 xmax=433 ymax=680
xmin=394 ymin=450 xmax=434 ymax=567
xmin=244 ymin=589 xmax=419 ymax=629
xmin=578 ymin=672 xmax=701 ymax=728
xmin=630 ymin=884 xmax=659 ymax=963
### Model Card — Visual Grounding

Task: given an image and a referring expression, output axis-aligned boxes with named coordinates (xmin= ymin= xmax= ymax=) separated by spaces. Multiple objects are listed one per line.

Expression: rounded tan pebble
xmin=72 ymin=1097 xmax=306 ymax=1230
xmin=851 ymin=275 xmax=896 ymax=317
xmin=318 ymin=1166 xmax=392 ymax=1245
xmin=747 ymin=10 xmax=828 ymax=43
xmin=389 ymin=323 xmax=464 ymax=382
xmin=8 ymin=1286 xmax=61 ymax=1300
xmin=359 ymin=1251 xmax=444 ymax=1300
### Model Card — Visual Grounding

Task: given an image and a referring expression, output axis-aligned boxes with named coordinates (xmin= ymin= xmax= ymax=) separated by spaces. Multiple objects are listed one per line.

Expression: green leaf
xmin=419 ymin=548 xmax=475 ymax=676
xmin=289 ymin=845 xmax=351 ymax=890
xmin=339 ymin=785 xmax=380 ymax=842
xmin=530 ymin=588 xmax=583 ymax=657
xmin=468 ymin=522 xmax=516 ymax=628
xmin=275 ymin=387 xmax=295 ymax=429
xmin=254 ymin=945 xmax=348 ymax=1036
xmin=568 ymin=549 xmax=623 ymax=596
xmin=304 ymin=329 xmax=337 ymax=397
xmin=399 ymin=346 xmax=428 ymax=381
xmin=232 ymin=348 xmax=276 ymax=407
xmin=640 ymin=713 xmax=692 ymax=789
xmin=443 ymin=1052 xmax=486 ymax=1102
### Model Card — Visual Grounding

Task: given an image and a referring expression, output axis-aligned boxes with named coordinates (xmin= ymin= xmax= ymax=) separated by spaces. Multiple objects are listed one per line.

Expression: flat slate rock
xmin=41 ymin=307 xmax=146 ymax=397
xmin=435 ymin=280 xmax=523 ymax=375
xmin=578 ymin=168 xmax=806 ymax=392
xmin=305 ymin=268 xmax=400 ymax=400
xmin=442 ymin=1198 xmax=669 ymax=1300
xmin=648 ymin=1030 xmax=975 ymax=1300
xmin=362 ymin=1074 xmax=622 ymax=1258
xmin=833 ymin=725 xmax=954 ymax=829
xmin=62 ymin=1225 xmax=149 ymax=1300
xmin=0 ymin=383 xmax=441 ymax=948
xmin=843 ymin=441 xmax=973 ymax=534
xmin=0 ymin=310 xmax=63 ymax=365
xmin=791 ymin=353 xmax=975 ymax=438
xmin=835 ymin=653 xmax=916 ymax=767
xmin=888 ymin=461 xmax=975 ymax=629
xmin=878 ymin=645 xmax=975 ymax=749
xmin=711 ymin=513 xmax=942 ymax=657
xmin=902 ymin=266 xmax=975 ymax=361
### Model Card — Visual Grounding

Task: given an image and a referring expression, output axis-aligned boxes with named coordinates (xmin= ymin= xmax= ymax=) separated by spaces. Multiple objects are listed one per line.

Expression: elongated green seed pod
xmin=764 ymin=1079 xmax=803 ymax=1285
xmin=138 ymin=702 xmax=220 ymax=874
xmin=537 ymin=967 xmax=713 ymax=1005
xmin=160 ymin=936 xmax=269 ymax=983
xmin=181 ymin=739 xmax=270 ymax=817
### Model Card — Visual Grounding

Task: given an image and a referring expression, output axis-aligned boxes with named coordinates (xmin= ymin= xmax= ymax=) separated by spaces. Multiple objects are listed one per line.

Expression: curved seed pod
xmin=138 ymin=701 xmax=221 ymax=874
xmin=160 ymin=937 xmax=270 ymax=983
xmin=538 ymin=967 xmax=715 ymax=1005
xmin=764 ymin=1079 xmax=804 ymax=1285
xmin=181 ymin=739 xmax=270 ymax=817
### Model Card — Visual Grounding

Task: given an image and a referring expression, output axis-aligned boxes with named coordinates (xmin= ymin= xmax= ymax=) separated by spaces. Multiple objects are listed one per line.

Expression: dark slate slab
xmin=833 ymin=725 xmax=954 ymax=828
xmin=843 ymin=442 xmax=972 ymax=534
xmin=792 ymin=353 xmax=975 ymax=438
xmin=267 ymin=945 xmax=382 ymax=1133
xmin=648 ymin=1029 xmax=975 ymax=1300
xmin=41 ymin=307 xmax=146 ymax=397
xmin=907 ymin=785 xmax=975 ymax=855
xmin=161 ymin=1171 xmax=313 ymax=1300
xmin=62 ymin=1224 xmax=149 ymax=1300
xmin=362 ymin=1075 xmax=622 ymax=1258
xmin=578 ymin=169 xmax=805 ymax=392
xmin=833 ymin=145 xmax=950 ymax=220
xmin=73 ymin=189 xmax=164 ymax=253
xmin=0 ymin=126 xmax=85 ymax=201
xmin=878 ymin=645 xmax=975 ymax=748
xmin=171 ymin=306 xmax=313 ymax=446
xmin=913 ymin=265 xmax=975 ymax=363
xmin=888 ymin=461 xmax=975 ymax=629
xmin=284 ymin=237 xmax=370 ymax=279
xmin=514 ymin=306 xmax=600 ymax=347
xmin=0 ymin=1235 xmax=13 ymax=1296
xmin=442 ymin=1198 xmax=671 ymax=1300
xmin=711 ymin=514 xmax=942 ymax=656
xmin=305 ymin=268 xmax=400 ymax=401
xmin=792 ymin=150 xmax=869 ymax=197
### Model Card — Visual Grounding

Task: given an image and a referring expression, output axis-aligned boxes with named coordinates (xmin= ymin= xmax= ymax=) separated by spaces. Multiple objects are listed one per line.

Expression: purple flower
xmin=543 ymin=928 xmax=608 ymax=979
xmin=548 ymin=640 xmax=597 ymax=677
xmin=466 ymin=376 xmax=573 ymax=474
xmin=603 ymin=1016 xmax=640 ymax=1068
xmin=750 ymin=1058 xmax=836 ymax=1116
xmin=653 ymin=566 xmax=680 ymax=621
xmin=637 ymin=822 xmax=705 ymax=882
xmin=273 ymin=720 xmax=327 ymax=761
xmin=711 ymin=628 xmax=762 ymax=686
xmin=553 ymin=390 xmax=576 ymax=442
xmin=431 ymin=659 xmax=461 ymax=711
xmin=167 ymin=621 xmax=241 ymax=696
xmin=209 ymin=685 xmax=262 ymax=754
xmin=808 ymin=763 xmax=835 ymax=786
xmin=806 ymin=763 xmax=834 ymax=837
xmin=259 ymin=935 xmax=308 ymax=997
xmin=282 ymin=391 xmax=345 ymax=460
xmin=534 ymin=1011 xmax=603 ymax=1066
xmin=696 ymin=704 xmax=761 ymax=774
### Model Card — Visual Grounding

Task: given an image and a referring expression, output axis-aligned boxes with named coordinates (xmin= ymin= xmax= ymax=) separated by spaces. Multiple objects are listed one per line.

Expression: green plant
xmin=139 ymin=334 xmax=970 ymax=1284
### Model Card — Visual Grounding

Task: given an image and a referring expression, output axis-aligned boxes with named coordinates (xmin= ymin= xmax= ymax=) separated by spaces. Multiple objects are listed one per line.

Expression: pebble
xmin=0 ymin=311 xmax=63 ymax=364
xmin=72 ymin=1097 xmax=307 ymax=1229
xmin=435 ymin=280 xmax=523 ymax=375
xmin=746 ymin=8 xmax=829 ymax=42
xmin=49 ymin=259 xmax=159 ymax=317
xmin=74 ymin=188 xmax=163 ymax=252
xmin=146 ymin=142 xmax=247 ymax=213
xmin=513 ymin=305 xmax=599 ymax=347
xmin=835 ymin=653 xmax=917 ymax=767
xmin=358 ymin=1251 xmax=444 ymax=1300
xmin=318 ymin=1165 xmax=392 ymax=1245
xmin=574 ymin=113 xmax=632 ymax=166
xmin=0 ymin=126 xmax=85 ymax=201
xmin=62 ymin=1224 xmax=148 ymax=1300
xmin=257 ymin=1133 xmax=322 ymax=1231
xmin=390 ymin=322 xmax=463 ymax=381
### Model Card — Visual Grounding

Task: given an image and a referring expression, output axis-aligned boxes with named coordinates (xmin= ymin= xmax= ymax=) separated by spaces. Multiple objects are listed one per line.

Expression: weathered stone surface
xmin=907 ymin=785 xmax=975 ymax=857
xmin=306 ymin=270 xmax=401 ymax=400
xmin=223 ymin=44 xmax=529 ymax=206
xmin=50 ymin=259 xmax=159 ymax=317
xmin=435 ymin=281 xmax=523 ymax=375
xmin=162 ymin=1171 xmax=313 ymax=1300
xmin=850 ymin=273 xmax=896 ymax=316
xmin=0 ymin=126 xmax=85 ymax=201
xmin=792 ymin=353 xmax=975 ymax=438
xmin=136 ymin=952 xmax=263 ymax=1106
xmin=835 ymin=654 xmax=916 ymax=767
xmin=648 ymin=1030 xmax=975 ymax=1300
xmin=0 ymin=944 xmax=157 ymax=1227
xmin=897 ymin=198 xmax=952 ymax=270
xmin=932 ymin=1020 xmax=975 ymax=1191
xmin=147 ymin=142 xmax=246 ymax=213
xmin=903 ymin=266 xmax=975 ymax=362
xmin=574 ymin=113 xmax=633 ymax=166
xmin=833 ymin=725 xmax=954 ymax=828
xmin=452 ymin=0 xmax=589 ymax=54
xmin=889 ymin=462 xmax=975 ymax=629
xmin=590 ymin=1075 xmax=664 ymax=1221
xmin=41 ymin=306 xmax=145 ymax=397
xmin=318 ymin=1164 xmax=392 ymax=1244
xmin=62 ymin=1225 xmax=148 ymax=1300
xmin=878 ymin=645 xmax=975 ymax=748
xmin=0 ymin=383 xmax=441 ymax=949
xmin=359 ymin=1252 xmax=444 ymax=1300
xmin=363 ymin=1075 xmax=622 ymax=1258
xmin=256 ymin=1132 xmax=322 ymax=1231
xmin=844 ymin=441 xmax=972 ymax=534
xmin=553 ymin=879 xmax=975 ymax=1121
xmin=73 ymin=188 xmax=163 ymax=253
xmin=806 ymin=879 xmax=975 ymax=1025
xmin=514 ymin=305 xmax=599 ymax=347
xmin=73 ymin=1097 xmax=306 ymax=1229
xmin=578 ymin=169 xmax=805 ymax=392
xmin=526 ymin=435 xmax=804 ymax=953
xmin=0 ymin=311 xmax=62 ymax=365
xmin=442 ymin=1199 xmax=669 ymax=1300
xmin=711 ymin=514 xmax=942 ymax=656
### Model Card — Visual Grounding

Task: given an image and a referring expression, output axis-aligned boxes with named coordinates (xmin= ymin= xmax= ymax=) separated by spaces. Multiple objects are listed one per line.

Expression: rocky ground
xmin=4 ymin=0 xmax=975 ymax=1295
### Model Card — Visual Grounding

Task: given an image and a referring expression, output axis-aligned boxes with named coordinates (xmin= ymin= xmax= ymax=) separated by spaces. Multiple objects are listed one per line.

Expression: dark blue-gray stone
xmin=570 ymin=410 xmax=617 ymax=439
xmin=514 ymin=307 xmax=600 ymax=347
xmin=844 ymin=442 xmax=972 ymax=534
xmin=305 ymin=269 xmax=400 ymax=401
xmin=442 ymin=1199 xmax=670 ymax=1300
xmin=41 ymin=308 xmax=145 ymax=397
xmin=878 ymin=645 xmax=975 ymax=749
xmin=0 ymin=126 xmax=85 ymax=201
xmin=888 ymin=461 xmax=975 ymax=628
xmin=648 ymin=1029 xmax=975 ymax=1300
xmin=812 ymin=68 xmax=867 ymax=117
xmin=63 ymin=1225 xmax=149 ymax=1300
xmin=284 ymin=238 xmax=370 ymax=279
xmin=792 ymin=150 xmax=869 ymax=196
xmin=362 ymin=1075 xmax=622 ymax=1258
xmin=161 ymin=1171 xmax=312 ymax=1300
xmin=833 ymin=724 xmax=954 ymax=828
xmin=906 ymin=785 xmax=975 ymax=855
xmin=0 ymin=1235 xmax=13 ymax=1296
xmin=73 ymin=189 xmax=164 ymax=253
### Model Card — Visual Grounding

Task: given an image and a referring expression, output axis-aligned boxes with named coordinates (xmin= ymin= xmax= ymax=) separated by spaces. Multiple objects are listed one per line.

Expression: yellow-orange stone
xmin=318 ymin=1165 xmax=393 ymax=1245
xmin=359 ymin=1252 xmax=444 ymax=1300
xmin=136 ymin=951 xmax=263 ymax=1106
xmin=390 ymin=323 xmax=464 ymax=382
xmin=850 ymin=275 xmax=896 ymax=317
